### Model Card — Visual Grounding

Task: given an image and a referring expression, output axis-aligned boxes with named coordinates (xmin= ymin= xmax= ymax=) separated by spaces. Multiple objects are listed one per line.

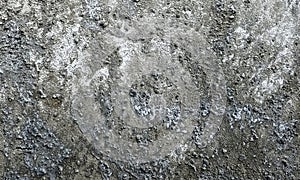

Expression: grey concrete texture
xmin=0 ymin=0 xmax=299 ymax=179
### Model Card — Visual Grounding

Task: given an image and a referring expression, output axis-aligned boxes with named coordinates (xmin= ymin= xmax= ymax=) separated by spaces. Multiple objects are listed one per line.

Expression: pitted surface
xmin=70 ymin=17 xmax=226 ymax=162
xmin=0 ymin=0 xmax=299 ymax=179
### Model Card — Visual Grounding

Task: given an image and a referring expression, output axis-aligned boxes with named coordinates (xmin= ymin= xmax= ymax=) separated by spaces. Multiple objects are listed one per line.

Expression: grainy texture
xmin=0 ymin=0 xmax=299 ymax=179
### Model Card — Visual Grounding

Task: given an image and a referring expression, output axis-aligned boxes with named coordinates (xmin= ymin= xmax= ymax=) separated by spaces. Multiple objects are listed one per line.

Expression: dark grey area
xmin=0 ymin=0 xmax=299 ymax=179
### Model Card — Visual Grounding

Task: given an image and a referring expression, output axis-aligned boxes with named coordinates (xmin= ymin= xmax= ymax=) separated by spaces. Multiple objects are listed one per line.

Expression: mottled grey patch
xmin=70 ymin=16 xmax=226 ymax=162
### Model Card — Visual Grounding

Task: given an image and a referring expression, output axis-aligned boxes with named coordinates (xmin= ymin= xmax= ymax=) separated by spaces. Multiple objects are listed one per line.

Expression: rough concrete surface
xmin=0 ymin=0 xmax=299 ymax=179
